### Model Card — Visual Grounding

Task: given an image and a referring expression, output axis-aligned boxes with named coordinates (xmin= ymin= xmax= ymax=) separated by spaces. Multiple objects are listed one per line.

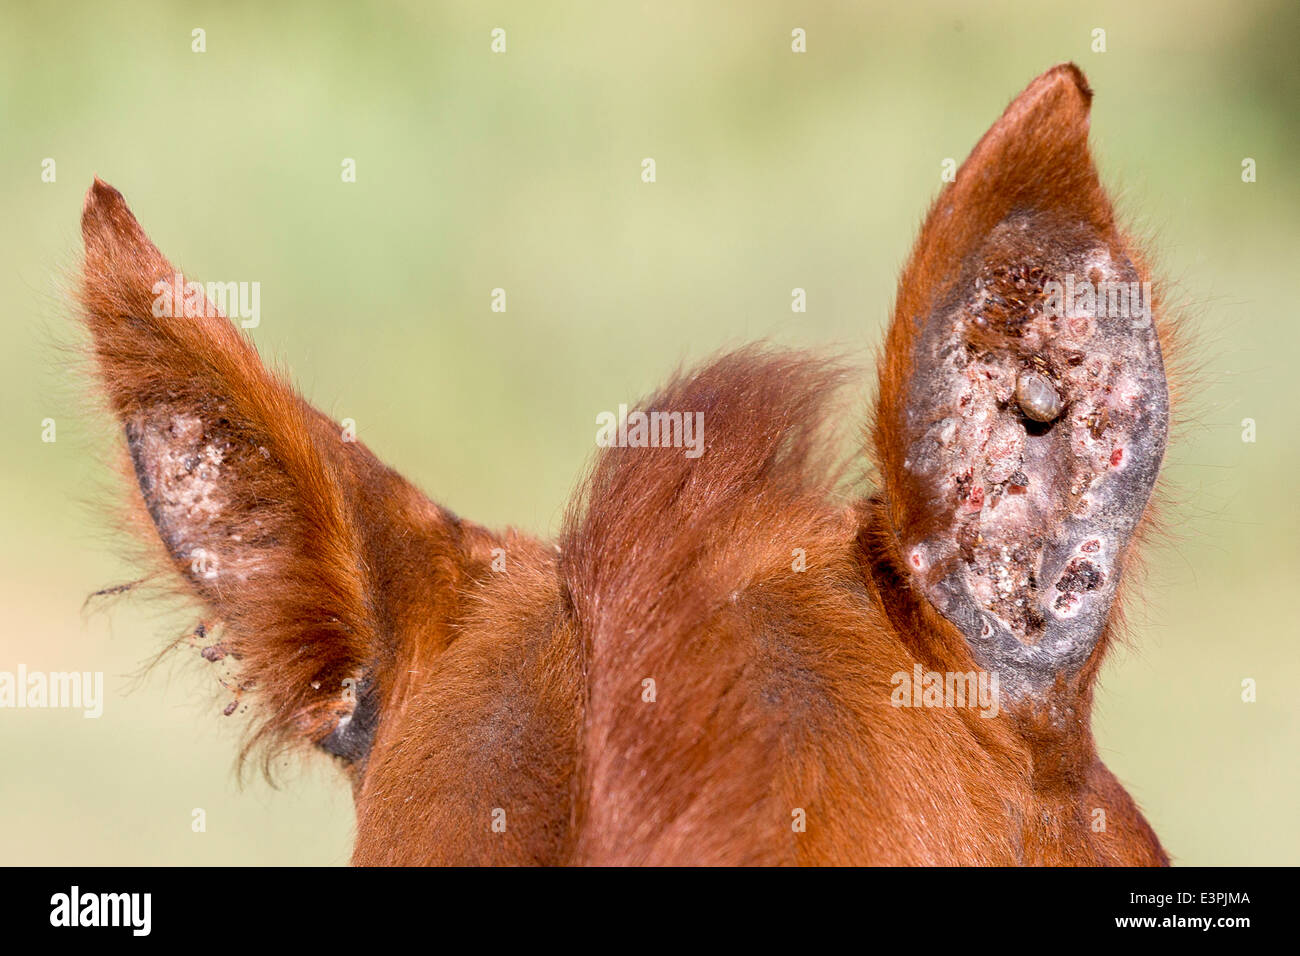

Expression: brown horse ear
xmin=871 ymin=65 xmax=1169 ymax=699
xmin=80 ymin=179 xmax=479 ymax=762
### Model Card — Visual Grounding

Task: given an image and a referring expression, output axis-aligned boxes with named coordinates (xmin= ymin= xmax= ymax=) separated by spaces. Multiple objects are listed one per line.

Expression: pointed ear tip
xmin=1045 ymin=62 xmax=1092 ymax=98
xmin=976 ymin=64 xmax=1093 ymax=155
xmin=83 ymin=176 xmax=123 ymax=211
xmin=81 ymin=177 xmax=128 ymax=237
xmin=1028 ymin=62 xmax=1094 ymax=115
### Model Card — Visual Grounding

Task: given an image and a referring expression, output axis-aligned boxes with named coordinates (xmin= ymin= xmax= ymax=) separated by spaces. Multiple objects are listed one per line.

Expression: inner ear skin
xmin=124 ymin=398 xmax=284 ymax=590
xmin=901 ymin=212 xmax=1169 ymax=699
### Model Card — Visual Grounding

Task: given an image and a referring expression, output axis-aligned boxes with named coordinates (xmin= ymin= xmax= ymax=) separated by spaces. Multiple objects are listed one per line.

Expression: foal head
xmin=79 ymin=63 xmax=1171 ymax=865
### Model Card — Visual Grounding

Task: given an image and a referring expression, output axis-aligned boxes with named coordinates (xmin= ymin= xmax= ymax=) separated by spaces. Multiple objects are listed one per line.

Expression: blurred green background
xmin=1 ymin=0 xmax=1296 ymax=865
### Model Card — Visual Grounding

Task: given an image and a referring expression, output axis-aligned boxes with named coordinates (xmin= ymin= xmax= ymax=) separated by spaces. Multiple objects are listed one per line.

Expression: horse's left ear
xmin=80 ymin=179 xmax=489 ymax=764
xmin=869 ymin=64 xmax=1170 ymax=699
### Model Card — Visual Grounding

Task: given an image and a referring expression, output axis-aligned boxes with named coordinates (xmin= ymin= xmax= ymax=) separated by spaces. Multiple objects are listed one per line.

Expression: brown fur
xmin=78 ymin=64 xmax=1170 ymax=865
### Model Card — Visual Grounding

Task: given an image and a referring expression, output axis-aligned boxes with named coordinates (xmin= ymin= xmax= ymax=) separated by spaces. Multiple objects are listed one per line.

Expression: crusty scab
xmin=126 ymin=410 xmax=229 ymax=569
xmin=125 ymin=404 xmax=274 ymax=586
xmin=902 ymin=212 xmax=1169 ymax=697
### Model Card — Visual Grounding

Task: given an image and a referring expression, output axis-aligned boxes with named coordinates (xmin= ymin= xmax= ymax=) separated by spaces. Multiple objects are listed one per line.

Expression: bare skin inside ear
xmin=903 ymin=213 xmax=1168 ymax=697
xmin=125 ymin=402 xmax=265 ymax=585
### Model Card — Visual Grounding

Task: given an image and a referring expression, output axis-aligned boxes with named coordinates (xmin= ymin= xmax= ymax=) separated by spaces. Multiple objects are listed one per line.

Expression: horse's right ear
xmin=869 ymin=65 xmax=1170 ymax=700
xmin=80 ymin=179 xmax=491 ymax=765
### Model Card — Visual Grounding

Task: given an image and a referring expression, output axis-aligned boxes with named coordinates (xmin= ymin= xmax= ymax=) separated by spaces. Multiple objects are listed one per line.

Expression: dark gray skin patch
xmin=319 ymin=676 xmax=380 ymax=767
xmin=902 ymin=213 xmax=1169 ymax=700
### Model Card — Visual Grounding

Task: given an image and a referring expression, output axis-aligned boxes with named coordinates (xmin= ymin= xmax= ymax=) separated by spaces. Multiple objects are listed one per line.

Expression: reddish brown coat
xmin=79 ymin=64 xmax=1170 ymax=866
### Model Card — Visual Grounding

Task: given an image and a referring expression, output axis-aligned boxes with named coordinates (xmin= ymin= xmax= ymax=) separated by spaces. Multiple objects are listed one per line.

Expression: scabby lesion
xmin=967 ymin=261 xmax=1053 ymax=343
xmin=903 ymin=216 xmax=1165 ymax=673
xmin=124 ymin=403 xmax=274 ymax=587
